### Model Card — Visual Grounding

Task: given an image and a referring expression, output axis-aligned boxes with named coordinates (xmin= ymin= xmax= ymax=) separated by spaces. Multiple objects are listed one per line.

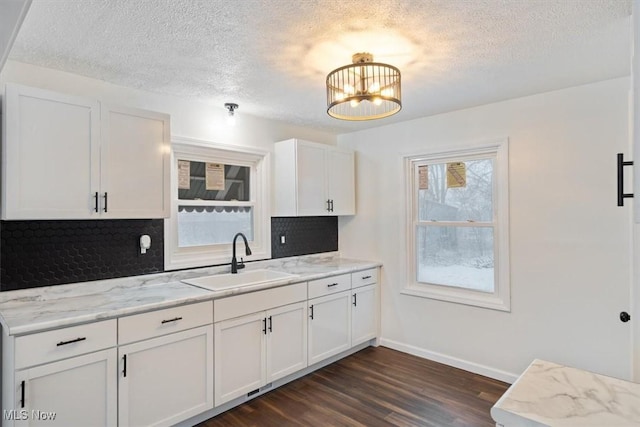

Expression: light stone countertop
xmin=491 ymin=359 xmax=640 ymax=426
xmin=0 ymin=252 xmax=381 ymax=336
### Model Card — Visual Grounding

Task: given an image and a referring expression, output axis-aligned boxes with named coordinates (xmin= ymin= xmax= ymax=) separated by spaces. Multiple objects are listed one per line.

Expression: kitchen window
xmin=165 ymin=139 xmax=270 ymax=270
xmin=403 ymin=139 xmax=510 ymax=311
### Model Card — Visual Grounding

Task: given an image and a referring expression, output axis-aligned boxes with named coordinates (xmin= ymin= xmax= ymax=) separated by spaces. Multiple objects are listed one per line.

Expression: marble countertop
xmin=0 ymin=253 xmax=381 ymax=336
xmin=491 ymin=359 xmax=640 ymax=426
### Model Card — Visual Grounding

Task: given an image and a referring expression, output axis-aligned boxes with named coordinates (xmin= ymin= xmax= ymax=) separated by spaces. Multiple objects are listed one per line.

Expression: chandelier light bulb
xmin=344 ymin=84 xmax=356 ymax=95
xmin=368 ymin=82 xmax=381 ymax=93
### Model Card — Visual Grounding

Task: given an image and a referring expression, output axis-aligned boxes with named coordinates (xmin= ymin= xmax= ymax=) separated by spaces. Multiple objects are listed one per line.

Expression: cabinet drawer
xmin=119 ymin=301 xmax=213 ymax=345
xmin=351 ymin=268 xmax=378 ymax=288
xmin=15 ymin=319 xmax=117 ymax=369
xmin=308 ymin=274 xmax=351 ymax=299
xmin=214 ymin=282 xmax=307 ymax=323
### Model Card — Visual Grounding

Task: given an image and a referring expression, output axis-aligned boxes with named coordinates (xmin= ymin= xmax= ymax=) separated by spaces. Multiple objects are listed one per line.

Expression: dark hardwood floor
xmin=197 ymin=346 xmax=509 ymax=427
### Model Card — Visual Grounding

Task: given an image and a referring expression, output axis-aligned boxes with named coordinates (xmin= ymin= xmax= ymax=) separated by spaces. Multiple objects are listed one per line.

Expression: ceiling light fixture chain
xmin=326 ymin=52 xmax=401 ymax=121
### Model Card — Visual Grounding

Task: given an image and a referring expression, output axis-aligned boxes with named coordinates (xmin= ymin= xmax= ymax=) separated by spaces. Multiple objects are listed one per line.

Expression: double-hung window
xmin=165 ymin=139 xmax=270 ymax=270
xmin=403 ymin=139 xmax=510 ymax=311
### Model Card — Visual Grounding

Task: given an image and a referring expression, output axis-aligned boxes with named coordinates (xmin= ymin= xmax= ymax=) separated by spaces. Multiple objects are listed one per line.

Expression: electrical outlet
xmin=280 ymin=234 xmax=286 ymax=245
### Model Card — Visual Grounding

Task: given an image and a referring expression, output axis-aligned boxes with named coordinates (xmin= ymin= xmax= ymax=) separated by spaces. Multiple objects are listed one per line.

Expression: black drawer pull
xmin=327 ymin=283 xmax=339 ymax=287
xmin=309 ymin=305 xmax=314 ymax=320
xmin=56 ymin=337 xmax=86 ymax=346
xmin=123 ymin=354 xmax=127 ymax=377
xmin=353 ymin=294 xmax=357 ymax=307
xmin=361 ymin=275 xmax=372 ymax=280
xmin=161 ymin=317 xmax=183 ymax=324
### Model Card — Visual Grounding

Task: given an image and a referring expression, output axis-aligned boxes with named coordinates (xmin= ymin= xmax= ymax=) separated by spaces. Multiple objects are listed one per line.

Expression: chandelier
xmin=326 ymin=52 xmax=402 ymax=121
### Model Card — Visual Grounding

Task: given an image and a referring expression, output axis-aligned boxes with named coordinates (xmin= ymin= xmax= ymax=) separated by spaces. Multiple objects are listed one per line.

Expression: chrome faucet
xmin=231 ymin=232 xmax=252 ymax=273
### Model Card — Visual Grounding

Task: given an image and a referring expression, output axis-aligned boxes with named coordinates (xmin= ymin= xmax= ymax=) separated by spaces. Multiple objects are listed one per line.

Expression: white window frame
xmin=402 ymin=138 xmax=510 ymax=311
xmin=164 ymin=137 xmax=271 ymax=271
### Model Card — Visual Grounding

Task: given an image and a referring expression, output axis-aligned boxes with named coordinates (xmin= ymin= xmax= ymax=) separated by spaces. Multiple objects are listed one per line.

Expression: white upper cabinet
xmin=274 ymin=138 xmax=355 ymax=216
xmin=327 ymin=147 xmax=356 ymax=216
xmin=100 ymin=105 xmax=170 ymax=218
xmin=2 ymin=84 xmax=100 ymax=219
xmin=1 ymin=83 xmax=170 ymax=220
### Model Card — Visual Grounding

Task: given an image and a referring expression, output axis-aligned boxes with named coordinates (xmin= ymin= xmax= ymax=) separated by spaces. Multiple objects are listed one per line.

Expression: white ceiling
xmin=7 ymin=0 xmax=633 ymax=134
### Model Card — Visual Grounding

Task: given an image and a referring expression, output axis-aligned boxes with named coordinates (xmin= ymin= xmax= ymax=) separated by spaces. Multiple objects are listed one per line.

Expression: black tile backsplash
xmin=1 ymin=219 xmax=164 ymax=291
xmin=271 ymin=216 xmax=338 ymax=259
xmin=0 ymin=216 xmax=338 ymax=291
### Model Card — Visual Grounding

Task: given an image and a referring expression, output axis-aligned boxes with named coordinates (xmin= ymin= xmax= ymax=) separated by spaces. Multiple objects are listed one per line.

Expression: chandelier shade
xmin=326 ymin=53 xmax=402 ymax=121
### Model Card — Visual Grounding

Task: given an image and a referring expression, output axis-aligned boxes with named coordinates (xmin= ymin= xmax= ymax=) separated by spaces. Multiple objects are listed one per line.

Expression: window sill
xmin=401 ymin=284 xmax=511 ymax=312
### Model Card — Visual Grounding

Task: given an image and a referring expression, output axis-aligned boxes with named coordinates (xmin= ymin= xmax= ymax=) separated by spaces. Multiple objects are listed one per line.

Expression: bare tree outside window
xmin=416 ymin=159 xmax=495 ymax=292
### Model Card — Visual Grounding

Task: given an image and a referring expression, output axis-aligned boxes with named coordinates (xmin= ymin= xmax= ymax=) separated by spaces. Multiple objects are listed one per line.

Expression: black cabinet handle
xmin=268 ymin=316 xmax=272 ymax=332
xmin=123 ymin=354 xmax=127 ymax=377
xmin=353 ymin=293 xmax=357 ymax=307
xmin=309 ymin=305 xmax=314 ymax=320
xmin=362 ymin=275 xmax=372 ymax=280
xmin=327 ymin=283 xmax=338 ymax=288
xmin=330 ymin=199 xmax=334 ymax=212
xmin=161 ymin=317 xmax=183 ymax=324
xmin=620 ymin=311 xmax=631 ymax=323
xmin=103 ymin=192 xmax=108 ymax=212
xmin=56 ymin=337 xmax=86 ymax=346
xmin=326 ymin=199 xmax=331 ymax=212
xmin=20 ymin=380 xmax=25 ymax=408
xmin=262 ymin=318 xmax=267 ymax=334
xmin=94 ymin=191 xmax=99 ymax=212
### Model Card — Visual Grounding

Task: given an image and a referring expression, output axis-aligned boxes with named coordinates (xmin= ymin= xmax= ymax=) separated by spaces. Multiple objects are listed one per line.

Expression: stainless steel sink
xmin=182 ymin=269 xmax=297 ymax=291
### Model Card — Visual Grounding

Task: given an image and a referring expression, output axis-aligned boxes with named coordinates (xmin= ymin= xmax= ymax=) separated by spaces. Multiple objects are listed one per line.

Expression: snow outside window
xmin=403 ymin=140 xmax=510 ymax=311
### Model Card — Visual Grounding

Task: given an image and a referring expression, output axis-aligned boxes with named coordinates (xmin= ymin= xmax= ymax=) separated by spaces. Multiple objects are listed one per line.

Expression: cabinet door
xmin=214 ymin=312 xmax=266 ymax=405
xmin=266 ymin=302 xmax=307 ymax=383
xmin=100 ymin=104 xmax=170 ymax=218
xmin=308 ymin=291 xmax=351 ymax=366
xmin=296 ymin=141 xmax=329 ymax=216
xmin=327 ymin=148 xmax=355 ymax=215
xmin=118 ymin=326 xmax=213 ymax=427
xmin=2 ymin=84 xmax=100 ymax=219
xmin=352 ymin=284 xmax=377 ymax=346
xmin=14 ymin=348 xmax=117 ymax=427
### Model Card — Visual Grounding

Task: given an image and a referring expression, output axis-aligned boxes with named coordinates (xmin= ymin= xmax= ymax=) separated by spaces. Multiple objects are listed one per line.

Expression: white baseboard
xmin=380 ymin=338 xmax=518 ymax=384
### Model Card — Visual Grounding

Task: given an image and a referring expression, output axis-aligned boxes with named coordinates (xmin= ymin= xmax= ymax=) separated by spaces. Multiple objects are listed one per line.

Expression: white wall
xmin=338 ymin=77 xmax=633 ymax=381
xmin=0 ymin=60 xmax=337 ymax=149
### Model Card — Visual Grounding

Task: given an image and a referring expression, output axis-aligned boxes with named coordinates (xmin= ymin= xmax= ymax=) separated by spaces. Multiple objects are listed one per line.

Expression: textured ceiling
xmin=8 ymin=0 xmax=632 ymax=134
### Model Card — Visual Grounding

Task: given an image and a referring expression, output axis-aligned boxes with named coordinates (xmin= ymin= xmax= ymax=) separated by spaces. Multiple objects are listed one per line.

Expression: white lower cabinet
xmin=266 ymin=302 xmax=308 ymax=383
xmin=2 ymin=269 xmax=379 ymax=426
xmin=308 ymin=290 xmax=352 ymax=366
xmin=116 ymin=302 xmax=214 ymax=427
xmin=118 ymin=325 xmax=214 ymax=427
xmin=214 ymin=301 xmax=308 ymax=406
xmin=351 ymin=284 xmax=377 ymax=346
xmin=14 ymin=348 xmax=117 ymax=427
xmin=214 ymin=312 xmax=266 ymax=405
